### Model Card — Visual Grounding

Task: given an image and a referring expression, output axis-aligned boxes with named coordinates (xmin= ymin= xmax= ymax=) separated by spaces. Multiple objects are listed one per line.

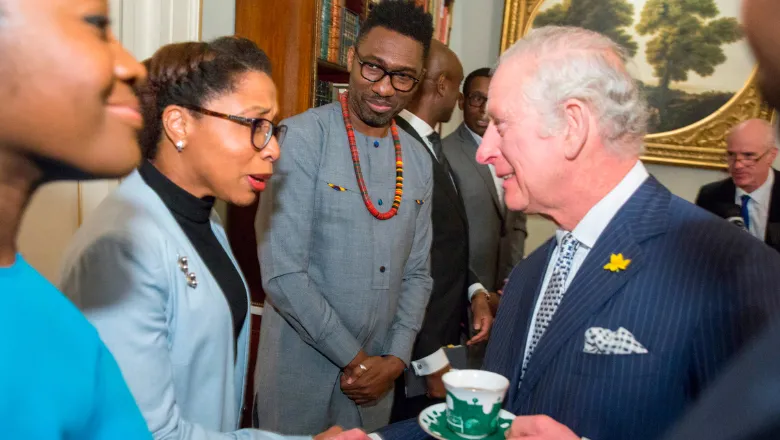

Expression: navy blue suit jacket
xmin=660 ymin=320 xmax=780 ymax=440
xmin=379 ymin=177 xmax=780 ymax=440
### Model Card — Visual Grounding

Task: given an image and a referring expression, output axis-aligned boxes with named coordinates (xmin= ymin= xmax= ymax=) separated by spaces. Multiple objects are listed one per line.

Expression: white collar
xmin=398 ymin=109 xmax=434 ymax=138
xmin=464 ymin=124 xmax=483 ymax=145
xmin=736 ymin=169 xmax=774 ymax=207
xmin=556 ymin=161 xmax=650 ymax=249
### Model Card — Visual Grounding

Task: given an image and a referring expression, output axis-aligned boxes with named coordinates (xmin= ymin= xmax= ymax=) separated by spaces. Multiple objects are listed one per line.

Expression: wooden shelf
xmin=317 ymin=59 xmax=348 ymax=74
xmin=318 ymin=58 xmax=350 ymax=84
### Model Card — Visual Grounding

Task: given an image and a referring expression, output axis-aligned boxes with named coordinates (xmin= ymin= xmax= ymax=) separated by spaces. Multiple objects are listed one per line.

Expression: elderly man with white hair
xmin=696 ymin=119 xmax=780 ymax=251
xmin=374 ymin=25 xmax=780 ymax=440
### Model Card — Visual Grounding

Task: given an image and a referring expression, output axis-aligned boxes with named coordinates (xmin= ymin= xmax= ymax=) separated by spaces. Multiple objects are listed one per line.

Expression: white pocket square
xmin=583 ymin=326 xmax=648 ymax=355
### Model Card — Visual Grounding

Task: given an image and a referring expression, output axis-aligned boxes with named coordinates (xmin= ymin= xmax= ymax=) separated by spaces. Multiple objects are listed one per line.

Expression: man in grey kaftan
xmin=253 ymin=1 xmax=436 ymax=435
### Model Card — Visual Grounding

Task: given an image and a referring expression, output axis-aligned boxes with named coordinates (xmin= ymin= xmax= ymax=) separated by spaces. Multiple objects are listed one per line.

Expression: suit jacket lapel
xmin=768 ymin=169 xmax=780 ymax=223
xmin=516 ymin=178 xmax=671 ymax=400
xmin=396 ymin=117 xmax=468 ymax=226
xmin=457 ymin=124 xmax=503 ymax=219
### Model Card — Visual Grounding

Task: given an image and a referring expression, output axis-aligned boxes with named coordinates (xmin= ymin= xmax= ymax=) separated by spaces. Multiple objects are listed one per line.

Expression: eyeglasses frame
xmin=183 ymin=105 xmax=283 ymax=150
xmin=726 ymin=146 xmax=775 ymax=166
xmin=466 ymin=92 xmax=488 ymax=108
xmin=353 ymin=51 xmax=422 ymax=93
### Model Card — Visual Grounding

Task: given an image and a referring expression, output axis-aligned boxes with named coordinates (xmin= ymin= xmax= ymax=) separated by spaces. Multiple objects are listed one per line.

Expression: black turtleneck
xmin=139 ymin=161 xmax=247 ymax=349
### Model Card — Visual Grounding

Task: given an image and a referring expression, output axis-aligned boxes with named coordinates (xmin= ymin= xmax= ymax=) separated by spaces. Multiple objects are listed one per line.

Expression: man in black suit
xmin=696 ymin=118 xmax=780 ymax=251
xmin=392 ymin=39 xmax=494 ymax=421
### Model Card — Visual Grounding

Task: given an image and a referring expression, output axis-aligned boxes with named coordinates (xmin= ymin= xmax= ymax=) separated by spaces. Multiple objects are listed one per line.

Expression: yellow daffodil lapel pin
xmin=604 ymin=253 xmax=631 ymax=272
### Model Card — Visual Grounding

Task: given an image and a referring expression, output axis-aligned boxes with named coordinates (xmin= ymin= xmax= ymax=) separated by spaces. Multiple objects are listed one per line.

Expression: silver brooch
xmin=178 ymin=256 xmax=189 ymax=273
xmin=178 ymin=256 xmax=197 ymax=289
xmin=186 ymin=272 xmax=198 ymax=288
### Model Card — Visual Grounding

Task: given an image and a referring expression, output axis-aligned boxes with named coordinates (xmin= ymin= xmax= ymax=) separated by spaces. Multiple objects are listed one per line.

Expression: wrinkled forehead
xmin=486 ymin=58 xmax=533 ymax=120
xmin=728 ymin=125 xmax=775 ymax=152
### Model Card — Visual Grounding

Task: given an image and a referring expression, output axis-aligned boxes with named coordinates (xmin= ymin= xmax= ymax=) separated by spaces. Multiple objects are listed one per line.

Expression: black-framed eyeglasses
xmin=726 ymin=147 xmax=773 ymax=166
xmin=466 ymin=92 xmax=488 ymax=108
xmin=354 ymin=52 xmax=421 ymax=93
xmin=184 ymin=106 xmax=286 ymax=150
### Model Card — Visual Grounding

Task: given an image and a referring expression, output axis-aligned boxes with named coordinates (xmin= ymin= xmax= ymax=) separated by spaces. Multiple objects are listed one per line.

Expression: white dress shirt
xmin=520 ymin=161 xmax=650 ymax=372
xmin=464 ymin=124 xmax=505 ymax=208
xmin=398 ymin=110 xmax=487 ymax=375
xmin=735 ymin=170 xmax=774 ymax=241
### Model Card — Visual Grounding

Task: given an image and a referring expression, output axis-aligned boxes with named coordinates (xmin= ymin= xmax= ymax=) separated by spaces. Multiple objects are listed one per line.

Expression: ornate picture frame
xmin=500 ymin=0 xmax=775 ymax=169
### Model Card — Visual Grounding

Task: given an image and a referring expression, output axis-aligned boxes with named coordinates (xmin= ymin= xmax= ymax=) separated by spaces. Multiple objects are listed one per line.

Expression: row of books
xmin=319 ymin=0 xmax=361 ymax=66
xmin=315 ymin=80 xmax=348 ymax=108
xmin=418 ymin=0 xmax=453 ymax=44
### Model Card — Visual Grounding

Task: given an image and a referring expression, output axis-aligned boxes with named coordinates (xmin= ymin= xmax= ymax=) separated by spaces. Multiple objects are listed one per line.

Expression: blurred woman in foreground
xmin=0 ymin=0 xmax=151 ymax=438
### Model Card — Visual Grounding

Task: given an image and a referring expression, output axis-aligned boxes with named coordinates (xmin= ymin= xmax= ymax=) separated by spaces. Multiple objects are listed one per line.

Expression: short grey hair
xmin=498 ymin=26 xmax=649 ymax=157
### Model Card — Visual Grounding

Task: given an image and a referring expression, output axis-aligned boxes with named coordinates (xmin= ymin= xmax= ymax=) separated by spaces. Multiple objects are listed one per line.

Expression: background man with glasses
xmin=696 ymin=119 xmax=780 ymax=251
xmin=443 ymin=68 xmax=527 ymax=316
xmin=254 ymin=0 xmax=436 ymax=435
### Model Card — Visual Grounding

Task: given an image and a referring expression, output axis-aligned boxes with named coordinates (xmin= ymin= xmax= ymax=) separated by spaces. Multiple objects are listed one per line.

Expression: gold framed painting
xmin=501 ymin=0 xmax=775 ymax=169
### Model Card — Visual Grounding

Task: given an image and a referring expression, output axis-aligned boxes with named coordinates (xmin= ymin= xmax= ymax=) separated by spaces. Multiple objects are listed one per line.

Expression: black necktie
xmin=428 ymin=132 xmax=445 ymax=164
xmin=427 ymin=132 xmax=457 ymax=192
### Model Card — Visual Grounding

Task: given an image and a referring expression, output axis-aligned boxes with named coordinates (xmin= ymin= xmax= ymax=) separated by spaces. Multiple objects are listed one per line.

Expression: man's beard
xmin=349 ymin=90 xmax=399 ymax=128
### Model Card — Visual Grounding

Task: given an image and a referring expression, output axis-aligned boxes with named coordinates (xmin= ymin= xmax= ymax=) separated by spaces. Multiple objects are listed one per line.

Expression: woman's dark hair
xmin=138 ymin=37 xmax=272 ymax=159
xmin=358 ymin=0 xmax=434 ymax=59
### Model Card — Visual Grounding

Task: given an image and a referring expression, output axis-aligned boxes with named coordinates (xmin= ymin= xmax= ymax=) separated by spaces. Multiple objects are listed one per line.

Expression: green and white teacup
xmin=442 ymin=370 xmax=510 ymax=439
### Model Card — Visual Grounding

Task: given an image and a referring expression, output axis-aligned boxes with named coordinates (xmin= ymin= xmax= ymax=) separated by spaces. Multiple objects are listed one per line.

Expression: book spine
xmin=339 ymin=8 xmax=348 ymax=66
xmin=340 ymin=10 xmax=358 ymax=66
xmin=320 ymin=0 xmax=332 ymax=60
xmin=328 ymin=0 xmax=344 ymax=63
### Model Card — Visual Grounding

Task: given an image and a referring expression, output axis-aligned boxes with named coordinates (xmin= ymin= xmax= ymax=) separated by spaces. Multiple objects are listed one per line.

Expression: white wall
xmin=201 ymin=0 xmax=236 ymax=41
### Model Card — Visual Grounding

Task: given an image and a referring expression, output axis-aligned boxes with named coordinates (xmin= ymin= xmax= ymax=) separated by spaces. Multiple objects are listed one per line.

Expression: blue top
xmin=0 ymin=255 xmax=151 ymax=439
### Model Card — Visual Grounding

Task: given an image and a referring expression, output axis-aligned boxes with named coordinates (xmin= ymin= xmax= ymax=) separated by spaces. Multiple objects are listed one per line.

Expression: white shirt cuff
xmin=411 ymin=348 xmax=450 ymax=376
xmin=468 ymin=283 xmax=487 ymax=302
xmin=368 ymin=434 xmax=383 ymax=440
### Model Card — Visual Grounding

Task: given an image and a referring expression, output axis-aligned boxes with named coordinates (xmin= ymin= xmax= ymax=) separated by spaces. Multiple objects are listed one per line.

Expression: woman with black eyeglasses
xmin=59 ymin=37 xmax=364 ymax=440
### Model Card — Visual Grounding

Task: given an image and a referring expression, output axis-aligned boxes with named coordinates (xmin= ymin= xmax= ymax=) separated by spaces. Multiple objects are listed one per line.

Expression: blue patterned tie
xmin=521 ymin=233 xmax=580 ymax=380
xmin=741 ymin=194 xmax=751 ymax=231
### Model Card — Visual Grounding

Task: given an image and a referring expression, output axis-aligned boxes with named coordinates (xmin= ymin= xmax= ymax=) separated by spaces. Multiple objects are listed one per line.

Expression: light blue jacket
xmin=60 ymin=171 xmax=310 ymax=440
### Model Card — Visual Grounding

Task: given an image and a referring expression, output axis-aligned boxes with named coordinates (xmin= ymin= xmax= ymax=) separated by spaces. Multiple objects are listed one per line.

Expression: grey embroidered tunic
xmin=253 ymin=102 xmax=434 ymax=434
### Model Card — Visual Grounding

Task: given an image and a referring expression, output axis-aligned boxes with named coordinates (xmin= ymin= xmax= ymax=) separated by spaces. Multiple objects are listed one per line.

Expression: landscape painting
xmin=531 ymin=0 xmax=753 ymax=134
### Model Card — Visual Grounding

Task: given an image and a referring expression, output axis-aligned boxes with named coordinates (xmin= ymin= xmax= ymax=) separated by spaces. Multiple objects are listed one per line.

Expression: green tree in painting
xmin=534 ymin=0 xmax=638 ymax=57
xmin=636 ymin=0 xmax=742 ymax=127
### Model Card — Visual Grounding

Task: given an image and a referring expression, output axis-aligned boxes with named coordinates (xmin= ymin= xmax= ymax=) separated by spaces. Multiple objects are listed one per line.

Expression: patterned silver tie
xmin=521 ymin=232 xmax=580 ymax=379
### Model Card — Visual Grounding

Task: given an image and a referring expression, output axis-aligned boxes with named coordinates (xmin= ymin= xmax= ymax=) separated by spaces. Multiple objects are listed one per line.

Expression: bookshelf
xmin=230 ymin=0 xmax=454 ymax=425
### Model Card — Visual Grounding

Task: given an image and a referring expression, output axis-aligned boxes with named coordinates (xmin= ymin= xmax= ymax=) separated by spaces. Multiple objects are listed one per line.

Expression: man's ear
xmin=561 ymin=99 xmax=589 ymax=161
xmin=437 ymin=73 xmax=447 ymax=97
